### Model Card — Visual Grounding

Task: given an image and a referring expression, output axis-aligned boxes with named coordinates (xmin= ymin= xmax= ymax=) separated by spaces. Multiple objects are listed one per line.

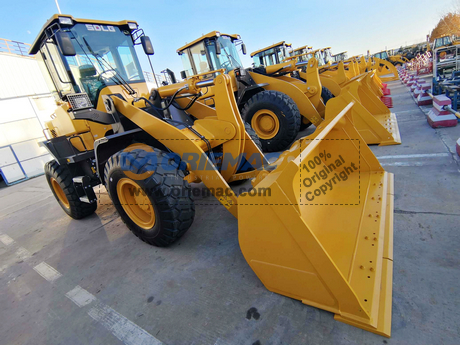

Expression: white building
xmin=0 ymin=39 xmax=170 ymax=186
xmin=0 ymin=39 xmax=55 ymax=185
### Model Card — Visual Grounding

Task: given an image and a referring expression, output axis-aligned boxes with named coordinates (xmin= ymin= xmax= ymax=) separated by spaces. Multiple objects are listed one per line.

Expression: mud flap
xmin=238 ymin=101 xmax=394 ymax=337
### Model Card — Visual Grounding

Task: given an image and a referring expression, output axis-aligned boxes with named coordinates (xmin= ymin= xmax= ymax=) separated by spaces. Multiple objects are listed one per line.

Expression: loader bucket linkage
xmin=372 ymin=58 xmax=399 ymax=82
xmin=238 ymin=99 xmax=394 ymax=337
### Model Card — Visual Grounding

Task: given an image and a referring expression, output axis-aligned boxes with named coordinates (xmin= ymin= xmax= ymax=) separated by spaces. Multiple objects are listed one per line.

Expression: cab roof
xmin=332 ymin=51 xmax=347 ymax=56
xmin=29 ymin=14 xmax=138 ymax=55
xmin=177 ymin=31 xmax=240 ymax=53
xmin=293 ymin=45 xmax=312 ymax=52
xmin=250 ymin=41 xmax=290 ymax=57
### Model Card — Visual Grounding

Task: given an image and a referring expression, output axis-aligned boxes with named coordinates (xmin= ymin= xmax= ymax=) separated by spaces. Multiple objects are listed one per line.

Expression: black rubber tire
xmin=45 ymin=160 xmax=97 ymax=219
xmin=104 ymin=148 xmax=195 ymax=247
xmin=321 ymin=86 xmax=335 ymax=105
xmin=299 ymin=87 xmax=335 ymax=131
xmin=244 ymin=122 xmax=262 ymax=151
xmin=300 ymin=118 xmax=313 ymax=131
xmin=241 ymin=90 xmax=300 ymax=152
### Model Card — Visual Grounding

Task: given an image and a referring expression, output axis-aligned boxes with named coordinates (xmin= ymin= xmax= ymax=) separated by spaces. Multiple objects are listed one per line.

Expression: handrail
xmin=0 ymin=38 xmax=32 ymax=57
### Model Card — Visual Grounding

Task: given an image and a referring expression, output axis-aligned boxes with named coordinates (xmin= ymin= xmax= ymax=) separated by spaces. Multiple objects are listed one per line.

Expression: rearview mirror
xmin=180 ymin=70 xmax=187 ymax=80
xmin=215 ymin=42 xmax=221 ymax=55
xmin=141 ymin=36 xmax=154 ymax=55
xmin=241 ymin=43 xmax=247 ymax=55
xmin=55 ymin=31 xmax=76 ymax=56
xmin=165 ymin=68 xmax=177 ymax=84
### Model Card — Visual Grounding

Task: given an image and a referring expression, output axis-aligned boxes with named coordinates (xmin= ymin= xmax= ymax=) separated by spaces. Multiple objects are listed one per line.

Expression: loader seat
xmin=79 ymin=64 xmax=105 ymax=105
xmin=198 ymin=61 xmax=209 ymax=74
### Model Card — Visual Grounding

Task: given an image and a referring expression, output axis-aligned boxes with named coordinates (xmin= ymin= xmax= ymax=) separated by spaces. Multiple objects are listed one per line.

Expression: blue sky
xmin=0 ymin=0 xmax=452 ymax=77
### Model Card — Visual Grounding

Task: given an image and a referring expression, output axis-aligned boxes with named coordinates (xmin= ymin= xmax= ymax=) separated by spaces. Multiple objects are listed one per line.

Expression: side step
xmin=73 ymin=176 xmax=97 ymax=204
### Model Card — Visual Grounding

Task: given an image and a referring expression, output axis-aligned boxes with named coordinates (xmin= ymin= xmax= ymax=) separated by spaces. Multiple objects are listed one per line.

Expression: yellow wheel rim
xmin=51 ymin=177 xmax=70 ymax=209
xmin=251 ymin=109 xmax=280 ymax=140
xmin=117 ymin=178 xmax=156 ymax=230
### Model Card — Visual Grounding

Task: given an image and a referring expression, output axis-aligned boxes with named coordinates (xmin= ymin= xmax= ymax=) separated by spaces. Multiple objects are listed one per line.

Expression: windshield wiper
xmin=81 ymin=37 xmax=137 ymax=96
xmin=218 ymin=42 xmax=240 ymax=69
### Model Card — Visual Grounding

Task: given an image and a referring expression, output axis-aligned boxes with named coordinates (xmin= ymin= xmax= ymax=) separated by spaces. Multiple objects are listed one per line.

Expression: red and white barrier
xmin=413 ymin=81 xmax=423 ymax=98
xmin=410 ymin=78 xmax=419 ymax=92
xmin=427 ymin=95 xmax=458 ymax=128
xmin=407 ymin=76 xmax=416 ymax=87
xmin=417 ymin=84 xmax=432 ymax=106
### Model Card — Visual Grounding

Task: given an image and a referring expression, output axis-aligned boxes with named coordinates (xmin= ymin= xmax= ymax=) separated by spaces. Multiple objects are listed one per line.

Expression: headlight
xmin=215 ymin=32 xmax=220 ymax=37
xmin=58 ymin=17 xmax=73 ymax=25
xmin=237 ymin=35 xmax=241 ymax=40
xmin=128 ymin=22 xmax=138 ymax=30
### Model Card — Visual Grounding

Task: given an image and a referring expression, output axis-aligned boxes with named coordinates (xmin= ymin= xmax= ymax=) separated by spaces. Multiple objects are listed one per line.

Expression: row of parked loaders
xmin=32 ymin=14 xmax=399 ymax=337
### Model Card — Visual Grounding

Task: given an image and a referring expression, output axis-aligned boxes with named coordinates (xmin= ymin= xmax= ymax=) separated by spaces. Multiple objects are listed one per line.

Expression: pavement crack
xmin=395 ymin=209 xmax=460 ymax=216
xmin=435 ymin=129 xmax=460 ymax=171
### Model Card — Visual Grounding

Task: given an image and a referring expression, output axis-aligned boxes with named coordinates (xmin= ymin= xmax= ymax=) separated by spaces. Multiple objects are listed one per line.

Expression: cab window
xmin=190 ymin=42 xmax=210 ymax=74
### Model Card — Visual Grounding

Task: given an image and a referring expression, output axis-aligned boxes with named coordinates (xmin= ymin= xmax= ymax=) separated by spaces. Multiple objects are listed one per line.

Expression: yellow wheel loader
xmin=332 ymin=51 xmax=348 ymax=63
xmin=289 ymin=44 xmax=313 ymax=60
xmin=176 ymin=34 xmax=400 ymax=149
xmin=432 ymin=34 xmax=460 ymax=50
xmin=32 ymin=14 xmax=394 ymax=337
xmin=246 ymin=41 xmax=401 ymax=146
xmin=373 ymin=50 xmax=408 ymax=66
xmin=370 ymin=51 xmax=400 ymax=82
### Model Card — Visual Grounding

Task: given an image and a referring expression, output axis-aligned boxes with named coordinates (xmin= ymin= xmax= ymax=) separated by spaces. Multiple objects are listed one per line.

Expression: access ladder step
xmin=72 ymin=175 xmax=97 ymax=204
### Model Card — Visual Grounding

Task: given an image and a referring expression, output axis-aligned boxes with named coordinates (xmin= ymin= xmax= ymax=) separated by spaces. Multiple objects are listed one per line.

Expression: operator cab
xmin=332 ymin=51 xmax=348 ymax=63
xmin=177 ymin=31 xmax=246 ymax=78
xmin=433 ymin=35 xmax=458 ymax=49
xmin=29 ymin=14 xmax=152 ymax=108
xmin=319 ymin=47 xmax=332 ymax=65
xmin=251 ymin=41 xmax=292 ymax=67
xmin=373 ymin=51 xmax=389 ymax=60
xmin=289 ymin=45 xmax=312 ymax=63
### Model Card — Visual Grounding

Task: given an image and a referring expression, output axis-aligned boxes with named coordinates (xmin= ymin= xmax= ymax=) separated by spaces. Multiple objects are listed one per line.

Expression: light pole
xmin=55 ymin=0 xmax=62 ymax=14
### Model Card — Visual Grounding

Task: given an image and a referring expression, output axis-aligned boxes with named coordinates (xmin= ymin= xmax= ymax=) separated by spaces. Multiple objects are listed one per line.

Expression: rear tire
xmin=104 ymin=147 xmax=195 ymax=247
xmin=242 ymin=90 xmax=300 ymax=152
xmin=45 ymin=160 xmax=97 ymax=219
xmin=321 ymin=86 xmax=334 ymax=105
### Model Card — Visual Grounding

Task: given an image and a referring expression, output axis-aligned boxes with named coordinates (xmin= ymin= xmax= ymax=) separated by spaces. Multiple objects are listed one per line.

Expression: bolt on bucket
xmin=238 ymin=100 xmax=394 ymax=337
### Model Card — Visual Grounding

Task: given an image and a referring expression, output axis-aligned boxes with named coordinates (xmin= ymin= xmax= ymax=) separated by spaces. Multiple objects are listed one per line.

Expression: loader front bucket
xmin=373 ymin=58 xmax=399 ymax=82
xmin=238 ymin=100 xmax=394 ymax=337
xmin=338 ymin=75 xmax=401 ymax=146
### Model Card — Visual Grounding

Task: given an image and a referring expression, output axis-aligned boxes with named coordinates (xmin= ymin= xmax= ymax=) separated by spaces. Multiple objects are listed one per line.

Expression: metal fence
xmin=0 ymin=38 xmax=32 ymax=57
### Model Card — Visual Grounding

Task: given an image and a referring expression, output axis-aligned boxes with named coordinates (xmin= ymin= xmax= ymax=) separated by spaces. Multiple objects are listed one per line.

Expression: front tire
xmin=104 ymin=147 xmax=195 ymax=247
xmin=244 ymin=122 xmax=262 ymax=151
xmin=242 ymin=90 xmax=300 ymax=152
xmin=45 ymin=160 xmax=97 ymax=219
